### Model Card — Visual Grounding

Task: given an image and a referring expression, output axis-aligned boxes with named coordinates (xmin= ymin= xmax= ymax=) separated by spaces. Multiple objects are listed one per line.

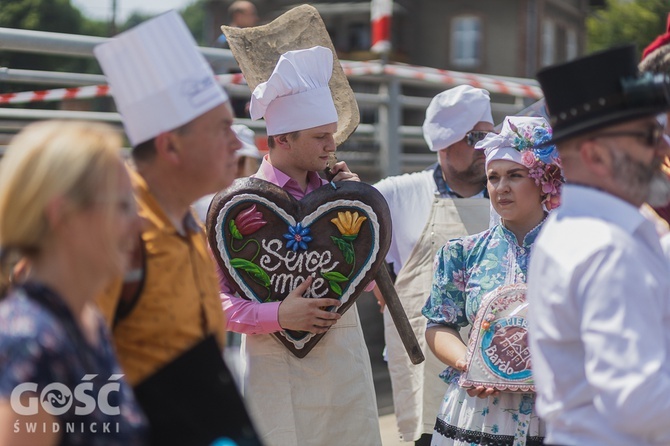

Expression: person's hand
xmin=277 ymin=277 xmax=342 ymax=333
xmin=456 ymin=358 xmax=499 ymax=398
xmin=329 ymin=161 xmax=360 ymax=182
xmin=466 ymin=386 xmax=500 ymax=399
xmin=454 ymin=358 xmax=468 ymax=372
xmin=371 ymin=284 xmax=386 ymax=313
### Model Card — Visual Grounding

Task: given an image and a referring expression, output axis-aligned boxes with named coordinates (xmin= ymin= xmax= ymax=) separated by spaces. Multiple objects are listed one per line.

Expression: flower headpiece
xmin=475 ymin=116 xmax=564 ymax=210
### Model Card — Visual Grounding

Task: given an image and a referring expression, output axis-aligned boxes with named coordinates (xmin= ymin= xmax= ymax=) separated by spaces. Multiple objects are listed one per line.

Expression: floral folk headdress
xmin=475 ymin=116 xmax=564 ymax=210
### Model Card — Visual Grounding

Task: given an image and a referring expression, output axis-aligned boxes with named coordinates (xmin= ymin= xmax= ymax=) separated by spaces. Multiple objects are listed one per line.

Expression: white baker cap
xmin=232 ymin=124 xmax=261 ymax=159
xmin=94 ymin=10 xmax=229 ymax=147
xmin=249 ymin=46 xmax=338 ymax=136
xmin=422 ymin=85 xmax=493 ymax=151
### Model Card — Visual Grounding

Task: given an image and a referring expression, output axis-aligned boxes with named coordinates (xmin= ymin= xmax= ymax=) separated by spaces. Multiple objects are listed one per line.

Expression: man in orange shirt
xmin=93 ymin=11 xmax=245 ymax=445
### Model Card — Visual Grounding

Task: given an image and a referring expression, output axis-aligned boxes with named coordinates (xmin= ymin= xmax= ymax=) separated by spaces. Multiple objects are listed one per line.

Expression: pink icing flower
xmin=235 ymin=204 xmax=267 ymax=236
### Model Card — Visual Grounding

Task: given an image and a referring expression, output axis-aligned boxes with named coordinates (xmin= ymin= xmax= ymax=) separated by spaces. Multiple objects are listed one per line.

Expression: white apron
xmin=383 ymin=197 xmax=489 ymax=441
xmin=241 ymin=303 xmax=382 ymax=446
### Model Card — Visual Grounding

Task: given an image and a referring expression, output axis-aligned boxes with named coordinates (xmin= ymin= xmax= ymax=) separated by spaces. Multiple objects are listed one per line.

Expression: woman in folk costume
xmin=422 ymin=116 xmax=564 ymax=446
xmin=217 ymin=46 xmax=382 ymax=446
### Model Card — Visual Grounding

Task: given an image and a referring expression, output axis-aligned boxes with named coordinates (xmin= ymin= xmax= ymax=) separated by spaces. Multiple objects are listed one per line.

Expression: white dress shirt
xmin=528 ymin=184 xmax=670 ymax=446
xmin=374 ymin=166 xmax=487 ymax=275
xmin=374 ymin=169 xmax=436 ymax=275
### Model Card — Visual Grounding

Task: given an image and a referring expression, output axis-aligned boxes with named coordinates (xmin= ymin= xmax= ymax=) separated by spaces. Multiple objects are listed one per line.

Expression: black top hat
xmin=536 ymin=45 xmax=670 ymax=146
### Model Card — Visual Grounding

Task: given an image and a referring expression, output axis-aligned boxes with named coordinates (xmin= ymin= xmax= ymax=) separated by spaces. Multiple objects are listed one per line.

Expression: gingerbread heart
xmin=207 ymin=178 xmax=391 ymax=358
xmin=459 ymin=283 xmax=535 ymax=392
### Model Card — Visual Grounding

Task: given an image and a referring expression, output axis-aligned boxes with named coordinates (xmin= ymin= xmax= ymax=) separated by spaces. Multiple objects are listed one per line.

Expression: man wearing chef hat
xmin=93 ymin=10 xmax=248 ymax=445
xmin=218 ymin=45 xmax=382 ymax=446
xmin=373 ymin=85 xmax=493 ymax=445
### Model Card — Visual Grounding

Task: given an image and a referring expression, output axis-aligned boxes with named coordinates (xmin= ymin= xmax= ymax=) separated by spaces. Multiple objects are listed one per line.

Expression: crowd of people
xmin=1 ymin=4 xmax=670 ymax=446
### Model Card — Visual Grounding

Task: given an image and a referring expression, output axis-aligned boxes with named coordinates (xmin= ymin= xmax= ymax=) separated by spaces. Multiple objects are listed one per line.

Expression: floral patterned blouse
xmin=0 ymin=283 xmax=148 ymax=445
xmin=422 ymin=220 xmax=545 ymax=384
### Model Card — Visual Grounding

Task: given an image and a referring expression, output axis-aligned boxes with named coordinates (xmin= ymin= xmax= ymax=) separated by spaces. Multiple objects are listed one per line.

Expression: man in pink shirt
xmin=218 ymin=46 xmax=383 ymax=446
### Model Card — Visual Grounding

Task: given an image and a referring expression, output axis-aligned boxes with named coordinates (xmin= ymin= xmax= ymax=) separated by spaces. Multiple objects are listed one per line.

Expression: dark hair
xmin=131 ymin=121 xmax=192 ymax=163
xmin=267 ymin=131 xmax=300 ymax=149
xmin=132 ymin=138 xmax=157 ymax=163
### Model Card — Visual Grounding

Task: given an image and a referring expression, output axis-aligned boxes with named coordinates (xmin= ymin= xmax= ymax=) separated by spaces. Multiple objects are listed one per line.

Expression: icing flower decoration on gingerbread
xmin=475 ymin=116 xmax=564 ymax=210
xmin=331 ymin=211 xmax=367 ymax=240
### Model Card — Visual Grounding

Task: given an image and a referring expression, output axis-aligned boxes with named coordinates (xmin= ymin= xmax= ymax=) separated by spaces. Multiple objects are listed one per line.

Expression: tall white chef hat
xmin=249 ymin=46 xmax=338 ymax=136
xmin=94 ymin=10 xmax=229 ymax=147
xmin=422 ymin=85 xmax=493 ymax=151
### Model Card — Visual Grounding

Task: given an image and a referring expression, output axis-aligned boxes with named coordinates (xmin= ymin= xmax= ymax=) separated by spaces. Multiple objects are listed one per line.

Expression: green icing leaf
xmin=230 ymin=258 xmax=271 ymax=287
xmin=229 ymin=219 xmax=242 ymax=240
xmin=329 ymin=281 xmax=343 ymax=296
xmin=322 ymin=271 xmax=348 ymax=283
xmin=331 ymin=236 xmax=355 ymax=264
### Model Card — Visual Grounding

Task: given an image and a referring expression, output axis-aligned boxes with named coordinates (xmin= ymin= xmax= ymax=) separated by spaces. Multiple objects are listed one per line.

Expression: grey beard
xmin=646 ymin=171 xmax=670 ymax=207
xmin=609 ymin=149 xmax=662 ymax=206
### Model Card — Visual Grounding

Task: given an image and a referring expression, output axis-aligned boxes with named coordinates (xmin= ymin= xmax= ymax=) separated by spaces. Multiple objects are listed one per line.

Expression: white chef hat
xmin=422 ymin=85 xmax=493 ymax=151
xmin=249 ymin=46 xmax=338 ymax=136
xmin=94 ymin=10 xmax=229 ymax=147
xmin=232 ymin=124 xmax=261 ymax=159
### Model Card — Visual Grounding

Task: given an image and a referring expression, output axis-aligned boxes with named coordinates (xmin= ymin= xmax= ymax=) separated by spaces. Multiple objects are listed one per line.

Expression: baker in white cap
xmin=92 ymin=11 xmax=249 ymax=445
xmin=218 ymin=45 xmax=382 ymax=446
xmin=373 ymin=85 xmax=493 ymax=445
xmin=232 ymin=123 xmax=262 ymax=175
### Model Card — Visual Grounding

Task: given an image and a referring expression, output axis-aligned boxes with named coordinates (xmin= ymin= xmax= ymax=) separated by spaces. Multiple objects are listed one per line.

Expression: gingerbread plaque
xmin=207 ymin=178 xmax=391 ymax=358
xmin=459 ymin=283 xmax=534 ymax=392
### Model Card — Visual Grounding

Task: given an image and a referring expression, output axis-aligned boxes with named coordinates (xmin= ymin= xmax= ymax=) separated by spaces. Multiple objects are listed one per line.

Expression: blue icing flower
xmin=283 ymin=222 xmax=312 ymax=252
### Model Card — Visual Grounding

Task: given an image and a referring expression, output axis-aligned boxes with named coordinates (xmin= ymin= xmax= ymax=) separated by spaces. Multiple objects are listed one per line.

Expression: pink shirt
xmin=219 ymin=156 xmax=329 ymax=334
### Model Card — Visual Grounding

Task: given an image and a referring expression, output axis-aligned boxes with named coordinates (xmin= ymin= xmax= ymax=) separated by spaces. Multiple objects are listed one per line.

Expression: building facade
xmin=208 ymin=0 xmax=591 ymax=78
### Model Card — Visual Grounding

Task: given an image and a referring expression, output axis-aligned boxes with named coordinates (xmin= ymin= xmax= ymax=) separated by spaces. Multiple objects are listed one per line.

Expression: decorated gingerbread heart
xmin=459 ymin=283 xmax=535 ymax=392
xmin=207 ymin=178 xmax=391 ymax=358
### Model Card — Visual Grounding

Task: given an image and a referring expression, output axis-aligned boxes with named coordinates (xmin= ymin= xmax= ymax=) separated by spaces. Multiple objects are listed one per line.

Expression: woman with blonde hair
xmin=0 ymin=121 xmax=147 ymax=445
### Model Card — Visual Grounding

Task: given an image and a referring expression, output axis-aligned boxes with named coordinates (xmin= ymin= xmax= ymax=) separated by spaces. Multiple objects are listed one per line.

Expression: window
xmin=541 ymin=20 xmax=556 ymax=66
xmin=566 ymin=28 xmax=578 ymax=61
xmin=348 ymin=23 xmax=371 ymax=52
xmin=451 ymin=16 xmax=481 ymax=68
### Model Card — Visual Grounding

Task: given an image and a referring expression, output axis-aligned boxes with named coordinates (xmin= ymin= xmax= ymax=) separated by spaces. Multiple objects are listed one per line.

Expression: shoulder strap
xmin=113 ymin=235 xmax=146 ymax=328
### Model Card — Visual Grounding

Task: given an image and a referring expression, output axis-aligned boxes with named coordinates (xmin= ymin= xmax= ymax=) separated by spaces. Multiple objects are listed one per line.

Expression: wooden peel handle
xmin=374 ymin=267 xmax=425 ymax=365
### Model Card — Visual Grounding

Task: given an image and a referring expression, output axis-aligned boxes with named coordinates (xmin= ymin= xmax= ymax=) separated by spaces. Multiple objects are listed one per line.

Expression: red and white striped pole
xmin=371 ymin=0 xmax=392 ymax=54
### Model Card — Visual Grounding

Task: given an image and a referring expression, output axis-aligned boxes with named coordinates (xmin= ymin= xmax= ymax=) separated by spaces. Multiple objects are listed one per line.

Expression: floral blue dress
xmin=0 ymin=283 xmax=148 ymax=445
xmin=422 ymin=222 xmax=546 ymax=446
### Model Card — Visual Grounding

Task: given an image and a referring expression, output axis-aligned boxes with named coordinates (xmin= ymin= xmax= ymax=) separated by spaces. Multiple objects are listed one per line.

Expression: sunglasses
xmin=465 ymin=131 xmax=490 ymax=146
xmin=593 ymin=122 xmax=666 ymax=148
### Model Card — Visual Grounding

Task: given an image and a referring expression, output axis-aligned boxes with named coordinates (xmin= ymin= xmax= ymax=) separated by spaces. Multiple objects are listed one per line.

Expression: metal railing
xmin=0 ymin=26 xmax=538 ymax=182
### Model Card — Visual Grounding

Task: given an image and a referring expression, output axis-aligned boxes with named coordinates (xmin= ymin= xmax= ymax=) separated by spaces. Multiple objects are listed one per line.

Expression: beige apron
xmin=383 ymin=197 xmax=489 ymax=441
xmin=241 ymin=303 xmax=382 ymax=446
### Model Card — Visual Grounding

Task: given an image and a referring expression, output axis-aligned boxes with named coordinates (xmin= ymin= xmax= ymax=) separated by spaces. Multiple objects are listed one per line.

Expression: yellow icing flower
xmin=331 ymin=211 xmax=367 ymax=237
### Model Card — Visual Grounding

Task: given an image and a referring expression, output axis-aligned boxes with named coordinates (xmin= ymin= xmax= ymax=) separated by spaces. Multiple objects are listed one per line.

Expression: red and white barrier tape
xmin=341 ymin=61 xmax=543 ymax=99
xmin=0 ymin=73 xmax=247 ymax=106
xmin=0 ymin=62 xmax=541 ymax=105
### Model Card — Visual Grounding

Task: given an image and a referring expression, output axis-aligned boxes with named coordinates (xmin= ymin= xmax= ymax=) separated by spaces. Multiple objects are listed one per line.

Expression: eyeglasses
xmin=592 ymin=123 xmax=666 ymax=148
xmin=465 ymin=131 xmax=490 ymax=146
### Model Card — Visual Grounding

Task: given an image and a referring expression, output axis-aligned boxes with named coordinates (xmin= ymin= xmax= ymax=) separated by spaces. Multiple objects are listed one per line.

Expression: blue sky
xmin=72 ymin=0 xmax=195 ymax=22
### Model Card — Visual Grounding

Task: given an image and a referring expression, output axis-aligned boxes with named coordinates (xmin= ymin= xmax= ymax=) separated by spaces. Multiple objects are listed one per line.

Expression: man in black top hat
xmin=526 ymin=45 xmax=670 ymax=446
